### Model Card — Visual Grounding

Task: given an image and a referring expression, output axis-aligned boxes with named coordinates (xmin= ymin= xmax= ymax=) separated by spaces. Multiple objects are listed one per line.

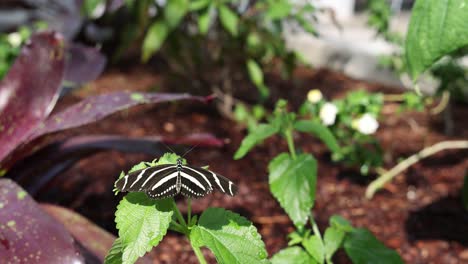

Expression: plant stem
xmin=170 ymin=220 xmax=187 ymax=234
xmin=191 ymin=242 xmax=208 ymax=264
xmin=366 ymin=140 xmax=468 ymax=199
xmin=309 ymin=213 xmax=323 ymax=242
xmin=187 ymin=198 xmax=192 ymax=226
xmin=172 ymin=199 xmax=187 ymax=227
xmin=285 ymin=129 xmax=297 ymax=160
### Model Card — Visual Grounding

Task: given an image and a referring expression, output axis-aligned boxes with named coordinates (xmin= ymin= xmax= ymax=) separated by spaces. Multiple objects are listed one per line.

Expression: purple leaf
xmin=64 ymin=43 xmax=107 ymax=85
xmin=0 ymin=32 xmax=65 ymax=164
xmin=29 ymin=92 xmax=210 ymax=140
xmin=8 ymin=133 xmax=223 ymax=194
xmin=0 ymin=179 xmax=85 ymax=263
xmin=40 ymin=204 xmax=116 ymax=262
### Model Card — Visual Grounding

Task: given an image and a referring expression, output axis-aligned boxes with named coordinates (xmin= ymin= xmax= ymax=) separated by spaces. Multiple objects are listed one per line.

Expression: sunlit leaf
xmin=271 ymin=246 xmax=315 ymax=264
xmin=294 ymin=120 xmax=340 ymax=153
xmin=218 ymin=5 xmax=239 ymax=36
xmin=114 ymin=193 xmax=173 ymax=264
xmin=191 ymin=208 xmax=269 ymax=264
xmin=142 ymin=21 xmax=169 ymax=61
xmin=268 ymin=153 xmax=317 ymax=229
xmin=234 ymin=123 xmax=279 ymax=159
xmin=405 ymin=0 xmax=468 ymax=80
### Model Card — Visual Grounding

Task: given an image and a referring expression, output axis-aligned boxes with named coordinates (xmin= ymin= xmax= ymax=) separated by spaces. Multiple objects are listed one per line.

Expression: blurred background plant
xmin=81 ymin=0 xmax=318 ymax=116
xmin=366 ymin=0 xmax=468 ymax=135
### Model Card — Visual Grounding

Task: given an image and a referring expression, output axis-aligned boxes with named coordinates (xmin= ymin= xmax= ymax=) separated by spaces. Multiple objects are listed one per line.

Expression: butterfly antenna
xmin=181 ymin=142 xmax=200 ymax=158
xmin=160 ymin=140 xmax=177 ymax=155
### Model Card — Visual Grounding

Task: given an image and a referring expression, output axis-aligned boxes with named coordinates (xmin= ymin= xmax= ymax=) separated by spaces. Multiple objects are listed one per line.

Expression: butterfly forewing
xmin=184 ymin=166 xmax=238 ymax=196
xmin=115 ymin=164 xmax=177 ymax=192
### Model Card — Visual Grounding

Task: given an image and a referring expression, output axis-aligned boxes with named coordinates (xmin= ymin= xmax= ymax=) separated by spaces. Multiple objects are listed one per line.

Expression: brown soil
xmin=34 ymin=66 xmax=468 ymax=264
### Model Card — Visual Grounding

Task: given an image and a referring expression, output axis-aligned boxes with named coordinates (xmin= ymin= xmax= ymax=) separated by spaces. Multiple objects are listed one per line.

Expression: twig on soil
xmin=430 ymin=90 xmax=450 ymax=115
xmin=366 ymin=140 xmax=468 ymax=199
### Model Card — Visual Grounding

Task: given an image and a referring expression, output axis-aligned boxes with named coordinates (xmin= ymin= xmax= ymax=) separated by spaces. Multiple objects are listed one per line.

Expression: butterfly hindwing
xmin=179 ymin=168 xmax=212 ymax=198
xmin=146 ymin=171 xmax=179 ymax=199
xmin=185 ymin=166 xmax=238 ymax=196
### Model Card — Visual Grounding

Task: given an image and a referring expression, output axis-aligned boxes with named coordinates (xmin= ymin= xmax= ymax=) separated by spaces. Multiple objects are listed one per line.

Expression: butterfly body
xmin=115 ymin=158 xmax=237 ymax=199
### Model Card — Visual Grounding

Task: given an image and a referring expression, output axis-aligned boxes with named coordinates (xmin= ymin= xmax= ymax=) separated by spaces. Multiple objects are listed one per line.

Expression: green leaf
xmin=405 ymin=0 xmax=468 ymax=80
xmin=271 ymin=246 xmax=316 ymax=264
xmin=330 ymin=215 xmax=353 ymax=232
xmin=218 ymin=5 xmax=239 ymax=36
xmin=302 ymin=235 xmax=324 ymax=264
xmin=266 ymin=0 xmax=292 ymax=20
xmin=189 ymin=0 xmax=210 ymax=11
xmin=268 ymin=153 xmax=317 ymax=229
xmin=246 ymin=59 xmax=270 ymax=98
xmin=324 ymin=227 xmax=345 ymax=261
xmin=246 ymin=59 xmax=264 ymax=86
xmin=294 ymin=120 xmax=340 ymax=153
xmin=142 ymin=21 xmax=169 ymax=62
xmin=234 ymin=123 xmax=279 ymax=159
xmin=115 ymin=193 xmax=173 ymax=264
xmin=344 ymin=228 xmax=403 ymax=264
xmin=191 ymin=208 xmax=268 ymax=264
xmin=198 ymin=4 xmax=213 ymax=34
xmin=164 ymin=0 xmax=189 ymax=29
xmin=462 ymin=173 xmax=468 ymax=210
xmin=104 ymin=238 xmax=124 ymax=264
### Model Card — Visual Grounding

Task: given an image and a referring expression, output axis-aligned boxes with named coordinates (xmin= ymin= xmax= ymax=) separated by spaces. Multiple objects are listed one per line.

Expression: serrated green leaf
xmin=198 ymin=4 xmax=213 ymax=34
xmin=405 ymin=0 xmax=468 ymax=80
xmin=344 ymin=228 xmax=403 ymax=264
xmin=324 ymin=227 xmax=345 ymax=261
xmin=218 ymin=5 xmax=239 ymax=36
xmin=268 ymin=153 xmax=317 ymax=229
xmin=271 ymin=246 xmax=316 ymax=264
xmin=191 ymin=208 xmax=268 ymax=264
xmin=165 ymin=0 xmax=189 ymax=29
xmin=302 ymin=235 xmax=324 ymax=264
xmin=234 ymin=123 xmax=279 ymax=159
xmin=190 ymin=0 xmax=210 ymax=11
xmin=142 ymin=21 xmax=169 ymax=62
xmin=294 ymin=120 xmax=340 ymax=153
xmin=104 ymin=238 xmax=124 ymax=264
xmin=115 ymin=193 xmax=173 ymax=264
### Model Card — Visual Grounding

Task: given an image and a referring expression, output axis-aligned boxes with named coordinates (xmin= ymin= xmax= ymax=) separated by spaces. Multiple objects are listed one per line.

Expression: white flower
xmin=319 ymin=102 xmax=338 ymax=126
xmin=307 ymin=89 xmax=323 ymax=104
xmin=91 ymin=3 xmax=106 ymax=19
xmin=7 ymin=32 xmax=22 ymax=47
xmin=353 ymin=113 xmax=379 ymax=135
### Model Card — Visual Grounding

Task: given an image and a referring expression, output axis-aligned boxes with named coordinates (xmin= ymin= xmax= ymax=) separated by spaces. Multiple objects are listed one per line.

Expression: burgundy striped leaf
xmin=0 ymin=32 xmax=65 ymax=163
xmin=0 ymin=179 xmax=85 ymax=263
xmin=29 ymin=92 xmax=210 ymax=140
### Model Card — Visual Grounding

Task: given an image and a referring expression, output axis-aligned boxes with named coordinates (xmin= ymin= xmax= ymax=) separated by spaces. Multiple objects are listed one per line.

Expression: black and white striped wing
xmin=115 ymin=164 xmax=179 ymax=198
xmin=182 ymin=166 xmax=238 ymax=197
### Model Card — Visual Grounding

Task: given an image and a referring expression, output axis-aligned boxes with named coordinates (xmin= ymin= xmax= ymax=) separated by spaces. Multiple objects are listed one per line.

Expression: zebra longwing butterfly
xmin=115 ymin=158 xmax=238 ymax=199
